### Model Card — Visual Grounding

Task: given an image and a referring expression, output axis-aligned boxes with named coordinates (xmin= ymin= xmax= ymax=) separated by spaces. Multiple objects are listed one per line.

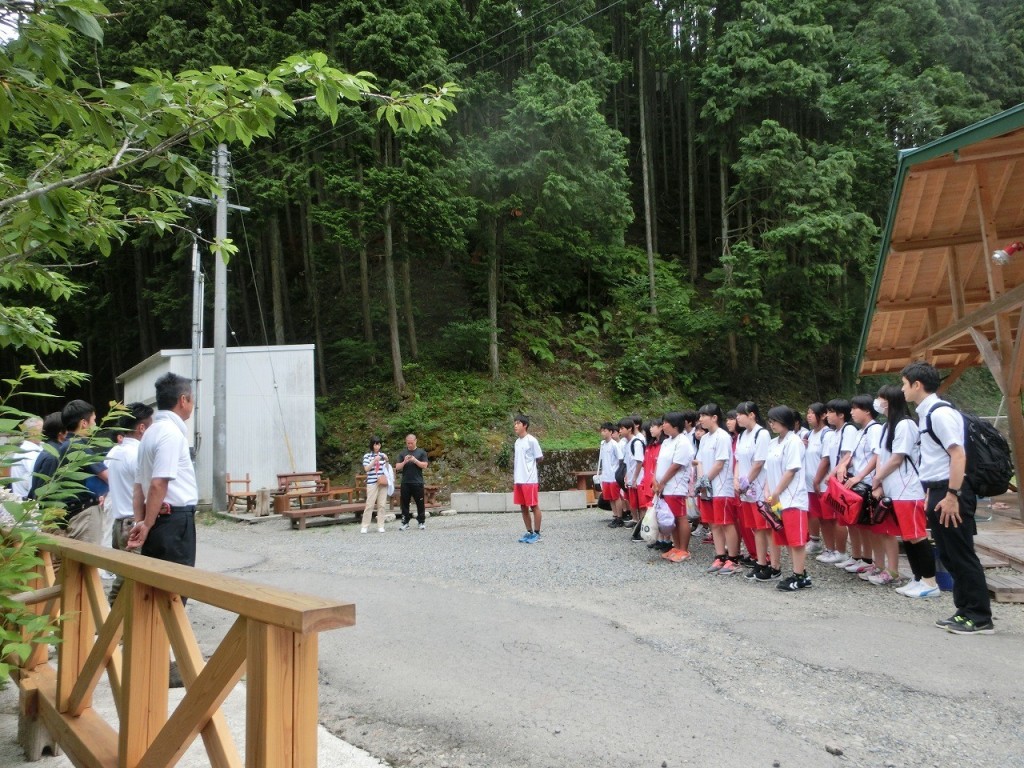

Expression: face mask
xmin=873 ymin=398 xmax=886 ymax=415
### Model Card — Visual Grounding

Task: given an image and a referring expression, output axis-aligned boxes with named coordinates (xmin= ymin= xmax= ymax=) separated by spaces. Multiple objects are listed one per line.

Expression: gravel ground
xmin=186 ymin=510 xmax=1024 ymax=768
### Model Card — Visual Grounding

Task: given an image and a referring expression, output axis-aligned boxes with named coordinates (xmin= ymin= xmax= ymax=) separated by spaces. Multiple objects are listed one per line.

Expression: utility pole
xmin=186 ymin=145 xmax=248 ymax=511
xmin=190 ymin=231 xmax=205 ymax=460
xmin=213 ymin=143 xmax=229 ymax=513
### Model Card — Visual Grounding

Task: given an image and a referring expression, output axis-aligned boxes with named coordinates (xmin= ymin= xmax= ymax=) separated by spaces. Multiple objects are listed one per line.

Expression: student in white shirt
xmin=764 ymin=406 xmax=811 ymax=590
xmin=803 ymin=403 xmax=830 ymax=555
xmin=695 ymin=403 xmax=737 ymax=569
xmin=598 ymin=422 xmax=626 ymax=527
xmin=733 ymin=401 xmax=778 ymax=579
xmin=622 ymin=416 xmax=646 ymax=539
xmin=513 ymin=415 xmax=544 ymax=543
xmin=9 ymin=416 xmax=43 ymax=499
xmin=652 ymin=412 xmax=695 ymax=562
xmin=871 ymin=385 xmax=937 ymax=594
xmin=838 ymin=394 xmax=884 ymax=576
xmin=902 ymin=362 xmax=992 ymax=633
xmin=814 ymin=398 xmax=858 ymax=564
xmin=105 ymin=402 xmax=153 ymax=602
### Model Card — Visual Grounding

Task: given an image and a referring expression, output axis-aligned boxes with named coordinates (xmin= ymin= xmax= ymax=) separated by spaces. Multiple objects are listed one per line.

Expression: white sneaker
xmin=904 ymin=581 xmax=941 ymax=598
xmin=815 ymin=549 xmax=838 ymax=563
xmin=834 ymin=556 xmax=857 ymax=569
xmin=378 ymin=527 xmax=385 ymax=533
xmin=895 ymin=579 xmax=920 ymax=595
xmin=858 ymin=566 xmax=882 ymax=581
xmin=846 ymin=560 xmax=873 ymax=573
xmin=805 ymin=538 xmax=823 ymax=555
xmin=418 ymin=523 xmax=426 ymax=530
xmin=360 ymin=527 xmax=368 ymax=534
xmin=100 ymin=570 xmax=116 ymax=581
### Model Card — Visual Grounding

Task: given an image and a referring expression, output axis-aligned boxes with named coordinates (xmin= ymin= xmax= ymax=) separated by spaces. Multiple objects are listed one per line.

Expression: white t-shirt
xmin=830 ymin=422 xmax=858 ymax=471
xmin=765 ymin=432 xmax=808 ymax=510
xmin=735 ymin=426 xmax=770 ymax=501
xmin=803 ymin=427 xmax=831 ymax=492
xmin=656 ymin=434 xmax=694 ymax=496
xmin=10 ymin=439 xmax=41 ymax=498
xmin=874 ymin=420 xmax=924 ymax=501
xmin=696 ymin=428 xmax=732 ymax=498
xmin=513 ymin=434 xmax=543 ymax=484
xmin=851 ymin=422 xmax=883 ymax=483
xmin=916 ymin=394 xmax=965 ymax=482
xmin=106 ymin=437 xmax=141 ymax=519
xmin=624 ymin=434 xmax=645 ymax=486
xmin=598 ymin=438 xmax=623 ymax=483
xmin=135 ymin=410 xmax=198 ymax=507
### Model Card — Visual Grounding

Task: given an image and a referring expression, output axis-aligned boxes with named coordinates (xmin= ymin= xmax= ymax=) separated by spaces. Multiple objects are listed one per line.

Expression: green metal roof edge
xmin=854 ymin=102 xmax=1024 ymax=378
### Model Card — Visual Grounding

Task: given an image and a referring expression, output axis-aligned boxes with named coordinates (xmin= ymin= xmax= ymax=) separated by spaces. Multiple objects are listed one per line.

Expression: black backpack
xmin=924 ymin=402 xmax=1013 ymax=497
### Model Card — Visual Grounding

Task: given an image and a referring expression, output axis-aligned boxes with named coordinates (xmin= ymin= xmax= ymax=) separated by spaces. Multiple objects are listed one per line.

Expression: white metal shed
xmin=117 ymin=345 xmax=317 ymax=504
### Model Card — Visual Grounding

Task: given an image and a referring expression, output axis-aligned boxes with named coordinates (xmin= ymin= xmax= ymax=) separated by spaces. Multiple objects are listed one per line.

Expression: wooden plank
xmin=36 ymin=535 xmax=355 ymax=635
xmin=247 ymin=623 xmax=318 ymax=768
xmin=157 ymin=598 xmax=243 ymax=768
xmin=137 ymin=616 xmax=246 ymax=768
xmin=31 ymin=665 xmax=120 ymax=768
xmin=57 ymin=558 xmax=93 ymax=713
xmin=911 ymin=279 xmax=1024 ymax=356
xmin=120 ymin=581 xmax=169 ymax=768
xmin=978 ymin=552 xmax=1010 ymax=569
xmin=986 ymin=572 xmax=1024 ymax=602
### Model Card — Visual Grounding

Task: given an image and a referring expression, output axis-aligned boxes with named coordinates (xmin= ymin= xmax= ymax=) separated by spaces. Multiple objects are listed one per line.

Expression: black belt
xmin=160 ymin=503 xmax=197 ymax=515
xmin=920 ymin=480 xmax=948 ymax=489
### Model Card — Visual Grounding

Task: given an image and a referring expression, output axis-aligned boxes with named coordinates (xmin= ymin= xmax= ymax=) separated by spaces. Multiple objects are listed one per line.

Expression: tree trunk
xmin=134 ymin=247 xmax=152 ymax=356
xmin=685 ymin=91 xmax=699 ymax=284
xmin=720 ymin=154 xmax=738 ymax=372
xmin=400 ymin=224 xmax=419 ymax=360
xmin=269 ymin=214 xmax=287 ymax=345
xmin=638 ymin=41 xmax=657 ymax=315
xmin=300 ymin=190 xmax=328 ymax=396
xmin=355 ymin=163 xmax=375 ymax=359
xmin=382 ymin=137 xmax=406 ymax=392
xmin=485 ymin=213 xmax=500 ymax=380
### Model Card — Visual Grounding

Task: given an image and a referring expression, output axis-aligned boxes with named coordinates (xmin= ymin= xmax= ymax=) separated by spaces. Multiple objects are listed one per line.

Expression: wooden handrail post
xmin=56 ymin=558 xmax=94 ymax=712
xmin=120 ymin=581 xmax=169 ymax=767
xmin=246 ymin=622 xmax=319 ymax=768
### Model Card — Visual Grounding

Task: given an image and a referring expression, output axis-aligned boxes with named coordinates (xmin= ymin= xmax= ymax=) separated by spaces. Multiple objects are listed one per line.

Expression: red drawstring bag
xmin=824 ymin=476 xmax=865 ymax=526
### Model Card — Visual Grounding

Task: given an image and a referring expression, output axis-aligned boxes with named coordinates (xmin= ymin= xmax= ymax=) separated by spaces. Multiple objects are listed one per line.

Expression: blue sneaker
xmin=531 ymin=532 xmax=541 ymax=542
xmin=518 ymin=532 xmax=534 ymax=543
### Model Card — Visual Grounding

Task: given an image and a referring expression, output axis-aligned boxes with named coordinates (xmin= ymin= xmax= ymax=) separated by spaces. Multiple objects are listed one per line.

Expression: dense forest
xmin=3 ymin=0 xmax=1024 ymax=469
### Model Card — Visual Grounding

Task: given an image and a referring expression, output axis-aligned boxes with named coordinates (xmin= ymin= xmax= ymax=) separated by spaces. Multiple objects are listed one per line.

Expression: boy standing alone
xmin=513 ymin=415 xmax=544 ymax=543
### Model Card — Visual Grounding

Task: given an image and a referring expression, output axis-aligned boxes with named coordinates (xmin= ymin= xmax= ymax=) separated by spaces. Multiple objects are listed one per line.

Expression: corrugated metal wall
xmin=119 ymin=345 xmax=317 ymax=503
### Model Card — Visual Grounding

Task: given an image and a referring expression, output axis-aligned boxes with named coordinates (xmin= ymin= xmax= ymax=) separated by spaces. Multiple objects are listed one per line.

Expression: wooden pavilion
xmin=856 ymin=103 xmax=1024 ymax=521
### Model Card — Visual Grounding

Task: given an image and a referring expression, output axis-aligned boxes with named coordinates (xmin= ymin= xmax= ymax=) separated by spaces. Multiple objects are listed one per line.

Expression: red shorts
xmin=725 ymin=495 xmax=741 ymax=520
xmin=663 ymin=494 xmax=686 ymax=518
xmin=626 ymin=487 xmax=640 ymax=510
xmin=513 ymin=483 xmax=539 ymax=507
xmin=698 ymin=496 xmax=733 ymax=526
xmin=601 ymin=482 xmax=621 ymax=502
xmin=638 ymin=484 xmax=654 ymax=510
xmin=772 ymin=508 xmax=809 ymax=547
xmin=807 ymin=492 xmax=823 ymax=519
xmin=892 ymin=498 xmax=927 ymax=540
xmin=743 ymin=500 xmax=773 ymax=531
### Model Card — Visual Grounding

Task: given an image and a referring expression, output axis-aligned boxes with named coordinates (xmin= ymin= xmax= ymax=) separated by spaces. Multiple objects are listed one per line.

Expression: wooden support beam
xmin=887 ymin=226 xmax=1024 ymax=252
xmin=968 ymin=328 xmax=1005 ymax=391
xmin=910 ymin=279 xmax=1024 ymax=356
xmin=67 ymin=594 xmax=124 ymax=717
xmin=1003 ymin=392 xmax=1024 ymax=524
xmin=120 ymin=582 xmax=169 ymax=768
xmin=938 ymin=354 xmax=981 ymax=393
xmin=875 ymin=291 xmax=992 ymax=313
xmin=247 ymin=623 xmax=318 ymax=768
xmin=156 ymin=597 xmax=244 ymax=768
xmin=136 ymin=616 xmax=247 ymax=768
xmin=57 ymin=558 xmax=93 ymax=713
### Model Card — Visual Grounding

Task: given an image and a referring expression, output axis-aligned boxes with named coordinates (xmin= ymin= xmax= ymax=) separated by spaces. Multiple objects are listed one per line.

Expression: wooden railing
xmin=6 ymin=533 xmax=354 ymax=767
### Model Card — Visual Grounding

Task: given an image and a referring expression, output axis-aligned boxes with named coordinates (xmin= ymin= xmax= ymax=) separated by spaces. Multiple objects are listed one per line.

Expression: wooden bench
xmin=273 ymin=471 xmax=334 ymax=513
xmin=280 ymin=501 xmax=366 ymax=530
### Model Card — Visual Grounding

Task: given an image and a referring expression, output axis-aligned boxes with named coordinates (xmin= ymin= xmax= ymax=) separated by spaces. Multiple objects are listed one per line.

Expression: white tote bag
xmin=382 ymin=463 xmax=396 ymax=497
xmin=640 ymin=505 xmax=658 ymax=543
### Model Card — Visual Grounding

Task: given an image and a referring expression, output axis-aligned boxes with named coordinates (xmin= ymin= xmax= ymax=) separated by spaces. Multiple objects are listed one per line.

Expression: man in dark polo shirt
xmin=396 ymin=433 xmax=429 ymax=530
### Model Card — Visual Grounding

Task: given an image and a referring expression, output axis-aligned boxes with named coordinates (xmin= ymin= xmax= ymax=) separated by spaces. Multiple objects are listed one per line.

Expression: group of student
xmin=587 ymin=361 xmax=996 ymax=633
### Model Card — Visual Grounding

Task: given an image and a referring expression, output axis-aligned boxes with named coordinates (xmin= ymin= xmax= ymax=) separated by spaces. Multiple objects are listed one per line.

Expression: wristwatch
xmin=947 ymin=487 xmax=962 ymax=498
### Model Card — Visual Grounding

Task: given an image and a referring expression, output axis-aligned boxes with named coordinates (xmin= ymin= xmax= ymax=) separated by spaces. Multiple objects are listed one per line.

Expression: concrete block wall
xmin=450 ymin=490 xmax=587 ymax=513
